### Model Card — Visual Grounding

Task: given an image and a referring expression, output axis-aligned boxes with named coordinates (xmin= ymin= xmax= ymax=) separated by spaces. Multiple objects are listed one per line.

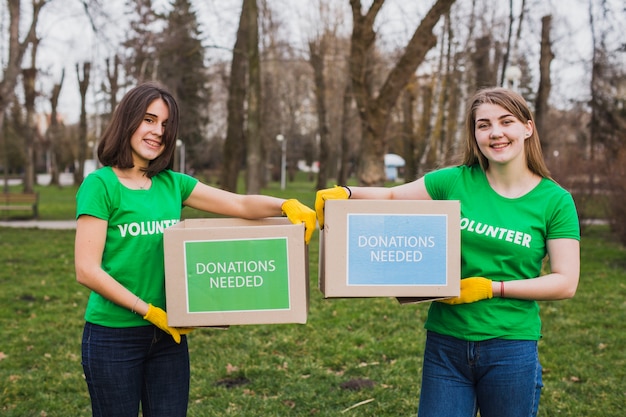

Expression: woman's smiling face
xmin=130 ymin=98 xmax=169 ymax=167
xmin=474 ymin=103 xmax=533 ymax=167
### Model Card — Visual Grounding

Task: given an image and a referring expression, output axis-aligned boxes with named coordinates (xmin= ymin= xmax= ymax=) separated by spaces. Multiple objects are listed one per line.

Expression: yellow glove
xmin=314 ymin=186 xmax=349 ymax=229
xmin=281 ymin=199 xmax=316 ymax=244
xmin=437 ymin=277 xmax=493 ymax=305
xmin=143 ymin=304 xmax=193 ymax=343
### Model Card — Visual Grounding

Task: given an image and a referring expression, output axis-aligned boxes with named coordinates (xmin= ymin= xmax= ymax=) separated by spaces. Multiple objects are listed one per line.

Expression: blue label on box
xmin=347 ymin=214 xmax=448 ymax=286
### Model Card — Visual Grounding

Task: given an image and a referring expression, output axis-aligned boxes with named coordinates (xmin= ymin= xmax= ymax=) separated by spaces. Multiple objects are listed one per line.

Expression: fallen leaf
xmin=226 ymin=363 xmax=239 ymax=374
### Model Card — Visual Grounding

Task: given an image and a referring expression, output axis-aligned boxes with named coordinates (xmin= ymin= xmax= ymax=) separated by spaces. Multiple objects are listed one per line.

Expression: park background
xmin=1 ymin=182 xmax=624 ymax=416
xmin=1 ymin=0 xmax=626 ymax=415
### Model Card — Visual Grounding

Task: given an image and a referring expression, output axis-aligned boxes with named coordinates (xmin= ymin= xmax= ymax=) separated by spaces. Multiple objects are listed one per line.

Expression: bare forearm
xmin=348 ymin=186 xmax=393 ymax=199
xmin=237 ymin=195 xmax=285 ymax=219
xmin=185 ymin=183 xmax=285 ymax=218
xmin=493 ymin=273 xmax=578 ymax=301
xmin=347 ymin=177 xmax=431 ymax=200
xmin=76 ymin=267 xmax=150 ymax=316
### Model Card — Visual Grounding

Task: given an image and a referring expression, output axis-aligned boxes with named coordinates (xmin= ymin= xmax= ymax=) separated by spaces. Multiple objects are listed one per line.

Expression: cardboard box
xmin=319 ymin=200 xmax=460 ymax=301
xmin=164 ymin=218 xmax=308 ymax=326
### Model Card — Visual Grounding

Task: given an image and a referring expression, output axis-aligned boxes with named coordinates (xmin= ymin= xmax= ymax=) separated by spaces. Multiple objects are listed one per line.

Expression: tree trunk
xmin=47 ymin=70 xmax=65 ymax=187
xmin=220 ymin=0 xmax=250 ymax=192
xmin=310 ymin=37 xmax=331 ymax=190
xmin=445 ymin=54 xmax=462 ymax=161
xmin=431 ymin=13 xmax=451 ymax=167
xmin=105 ymin=55 xmax=121 ymax=124
xmin=336 ymin=77 xmax=353 ymax=186
xmin=417 ymin=83 xmax=434 ymax=177
xmin=473 ymin=35 xmax=494 ymax=89
xmin=535 ymin=15 xmax=553 ymax=144
xmin=244 ymin=0 xmax=262 ymax=194
xmin=349 ymin=0 xmax=456 ymax=186
xmin=75 ymin=62 xmax=91 ymax=187
xmin=401 ymin=79 xmax=417 ymax=182
xmin=500 ymin=0 xmax=515 ymax=86
xmin=22 ymin=64 xmax=37 ymax=194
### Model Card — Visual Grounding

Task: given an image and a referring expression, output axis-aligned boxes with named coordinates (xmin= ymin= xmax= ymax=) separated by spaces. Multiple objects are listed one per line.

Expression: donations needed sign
xmin=347 ymin=213 xmax=447 ymax=286
xmin=164 ymin=218 xmax=308 ymax=326
xmin=319 ymin=200 xmax=460 ymax=299
xmin=185 ymin=237 xmax=290 ymax=312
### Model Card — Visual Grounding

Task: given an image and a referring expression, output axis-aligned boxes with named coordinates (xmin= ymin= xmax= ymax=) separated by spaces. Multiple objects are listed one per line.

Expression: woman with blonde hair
xmin=316 ymin=87 xmax=580 ymax=417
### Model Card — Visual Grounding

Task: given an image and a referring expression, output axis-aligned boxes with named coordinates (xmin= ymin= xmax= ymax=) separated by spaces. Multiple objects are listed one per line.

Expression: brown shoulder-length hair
xmin=97 ymin=82 xmax=179 ymax=178
xmin=460 ymin=87 xmax=551 ymax=179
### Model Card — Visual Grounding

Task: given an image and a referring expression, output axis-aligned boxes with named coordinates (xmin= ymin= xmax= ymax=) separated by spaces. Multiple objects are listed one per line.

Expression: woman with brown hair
xmin=75 ymin=82 xmax=315 ymax=416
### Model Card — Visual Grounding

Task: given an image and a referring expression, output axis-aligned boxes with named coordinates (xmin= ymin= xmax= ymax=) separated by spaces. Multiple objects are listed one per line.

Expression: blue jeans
xmin=82 ymin=322 xmax=190 ymax=417
xmin=417 ymin=331 xmax=543 ymax=417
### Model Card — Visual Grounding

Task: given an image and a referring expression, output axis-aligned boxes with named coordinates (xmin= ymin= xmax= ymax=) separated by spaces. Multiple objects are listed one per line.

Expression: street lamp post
xmin=276 ymin=134 xmax=286 ymax=190
xmin=176 ymin=139 xmax=186 ymax=173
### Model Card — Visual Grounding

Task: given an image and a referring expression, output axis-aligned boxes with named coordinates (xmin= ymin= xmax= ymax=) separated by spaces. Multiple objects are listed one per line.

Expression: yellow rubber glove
xmin=143 ymin=304 xmax=193 ymax=343
xmin=281 ymin=199 xmax=316 ymax=244
xmin=437 ymin=277 xmax=493 ymax=305
xmin=314 ymin=185 xmax=349 ymax=229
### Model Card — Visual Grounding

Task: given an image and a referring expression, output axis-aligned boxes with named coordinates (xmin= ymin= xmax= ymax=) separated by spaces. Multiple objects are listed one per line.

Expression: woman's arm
xmin=183 ymin=182 xmax=285 ymax=219
xmin=492 ymin=238 xmax=580 ymax=301
xmin=348 ymin=177 xmax=432 ymax=200
xmin=74 ymin=215 xmax=150 ymax=316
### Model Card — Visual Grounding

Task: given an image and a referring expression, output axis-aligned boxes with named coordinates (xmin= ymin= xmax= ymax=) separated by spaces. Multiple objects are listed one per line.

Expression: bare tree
xmin=500 ymin=0 xmax=526 ymax=87
xmin=349 ymin=0 xmax=456 ymax=186
xmin=21 ymin=36 xmax=42 ymax=193
xmin=45 ymin=69 xmax=65 ymax=187
xmin=472 ymin=35 xmax=495 ymax=89
xmin=534 ymin=15 xmax=554 ymax=142
xmin=104 ymin=55 xmax=122 ymax=121
xmin=245 ymin=0 xmax=262 ymax=194
xmin=75 ymin=62 xmax=91 ymax=186
xmin=305 ymin=0 xmax=346 ymax=190
xmin=220 ymin=0 xmax=251 ymax=192
xmin=0 ymin=0 xmax=47 ymax=192
xmin=401 ymin=77 xmax=418 ymax=181
xmin=309 ymin=34 xmax=331 ymax=190
xmin=416 ymin=82 xmax=434 ymax=176
xmin=336 ymin=75 xmax=354 ymax=186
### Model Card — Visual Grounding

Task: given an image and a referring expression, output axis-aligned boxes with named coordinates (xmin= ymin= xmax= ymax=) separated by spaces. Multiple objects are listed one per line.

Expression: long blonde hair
xmin=461 ymin=87 xmax=551 ymax=178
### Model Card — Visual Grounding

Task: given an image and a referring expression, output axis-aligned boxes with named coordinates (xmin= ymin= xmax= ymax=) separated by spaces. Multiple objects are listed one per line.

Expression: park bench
xmin=0 ymin=192 xmax=39 ymax=219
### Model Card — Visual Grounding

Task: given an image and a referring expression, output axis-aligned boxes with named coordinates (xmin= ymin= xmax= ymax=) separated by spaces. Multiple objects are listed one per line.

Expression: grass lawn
xmin=0 ymin=178 xmax=624 ymax=416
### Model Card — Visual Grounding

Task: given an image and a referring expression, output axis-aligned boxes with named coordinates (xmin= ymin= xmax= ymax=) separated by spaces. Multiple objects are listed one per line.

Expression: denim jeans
xmin=417 ymin=331 xmax=543 ymax=417
xmin=82 ymin=322 xmax=190 ymax=417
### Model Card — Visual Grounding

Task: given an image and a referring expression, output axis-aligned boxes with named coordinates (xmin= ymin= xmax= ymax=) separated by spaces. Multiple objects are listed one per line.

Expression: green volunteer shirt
xmin=76 ymin=166 xmax=198 ymax=327
xmin=424 ymin=165 xmax=579 ymax=341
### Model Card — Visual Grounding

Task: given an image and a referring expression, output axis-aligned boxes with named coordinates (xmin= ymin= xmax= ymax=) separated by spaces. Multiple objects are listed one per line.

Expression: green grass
xmin=1 ymin=178 xmax=624 ymax=416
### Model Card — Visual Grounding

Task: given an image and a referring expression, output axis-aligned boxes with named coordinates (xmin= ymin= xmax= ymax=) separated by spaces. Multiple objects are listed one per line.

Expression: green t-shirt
xmin=424 ymin=165 xmax=579 ymax=341
xmin=76 ymin=166 xmax=198 ymax=327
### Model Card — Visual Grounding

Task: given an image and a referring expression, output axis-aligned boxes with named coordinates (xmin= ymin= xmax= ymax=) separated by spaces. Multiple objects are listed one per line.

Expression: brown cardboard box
xmin=319 ymin=200 xmax=460 ymax=301
xmin=164 ymin=218 xmax=308 ymax=326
